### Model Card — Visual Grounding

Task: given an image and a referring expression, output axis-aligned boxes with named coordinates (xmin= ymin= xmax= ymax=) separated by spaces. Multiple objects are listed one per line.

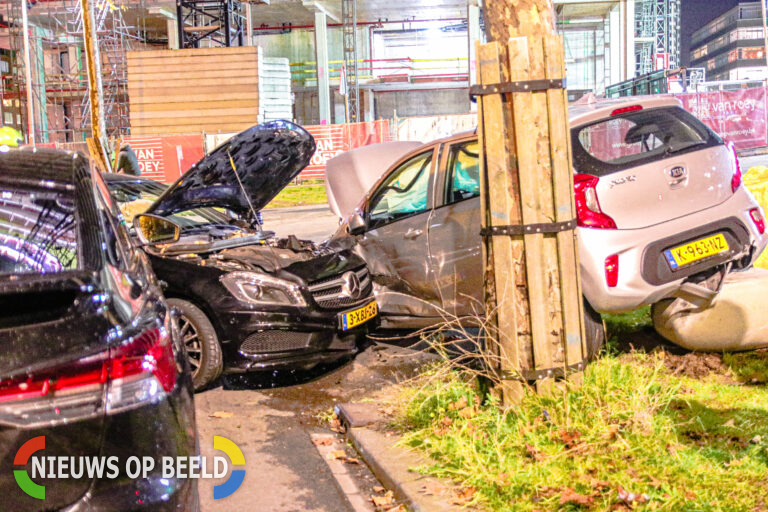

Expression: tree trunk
xmin=483 ymin=0 xmax=556 ymax=42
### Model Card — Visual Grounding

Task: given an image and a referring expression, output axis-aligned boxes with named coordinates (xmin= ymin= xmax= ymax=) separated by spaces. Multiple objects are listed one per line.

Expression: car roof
xmin=568 ymin=94 xmax=682 ymax=126
xmin=0 ymin=147 xmax=85 ymax=189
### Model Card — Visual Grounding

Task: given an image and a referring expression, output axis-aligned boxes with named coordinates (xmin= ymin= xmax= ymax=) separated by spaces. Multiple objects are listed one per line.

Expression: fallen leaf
xmin=420 ymin=480 xmax=447 ymax=496
xmin=384 ymin=505 xmax=406 ymax=512
xmin=559 ymin=430 xmax=583 ymax=448
xmin=440 ymin=416 xmax=453 ymax=426
xmin=313 ymin=438 xmax=333 ymax=446
xmin=373 ymin=486 xmax=386 ymax=493
xmin=208 ymin=411 xmax=233 ymax=419
xmin=666 ymin=443 xmax=680 ymax=457
xmin=648 ymin=476 xmax=662 ymax=489
xmin=448 ymin=396 xmax=469 ymax=411
xmin=525 ymin=443 xmax=545 ymax=461
xmin=327 ymin=450 xmax=346 ymax=460
xmin=605 ymin=424 xmax=621 ymax=440
xmin=329 ymin=416 xmax=345 ymax=434
xmin=371 ymin=490 xmax=395 ymax=507
xmin=343 ymin=457 xmax=361 ymax=465
xmin=617 ymin=485 xmax=649 ymax=504
xmin=559 ymin=487 xmax=594 ymax=507
xmin=450 ymin=486 xmax=477 ymax=505
xmin=684 ymin=490 xmax=697 ymax=500
xmin=723 ymin=419 xmax=736 ymax=428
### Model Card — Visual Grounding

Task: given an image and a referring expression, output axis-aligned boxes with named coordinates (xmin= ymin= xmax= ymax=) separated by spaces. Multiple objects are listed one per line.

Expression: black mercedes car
xmin=0 ymin=148 xmax=198 ymax=510
xmin=105 ymin=121 xmax=378 ymax=390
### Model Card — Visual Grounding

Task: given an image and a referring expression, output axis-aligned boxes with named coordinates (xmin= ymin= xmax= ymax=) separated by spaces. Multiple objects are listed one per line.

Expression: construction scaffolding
xmin=634 ymin=0 xmax=681 ymax=76
xmin=1 ymin=0 xmax=144 ymax=144
xmin=341 ymin=0 xmax=359 ymax=122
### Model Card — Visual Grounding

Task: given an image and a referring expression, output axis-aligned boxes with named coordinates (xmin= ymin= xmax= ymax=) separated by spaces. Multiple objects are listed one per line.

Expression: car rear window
xmin=571 ymin=106 xmax=722 ymax=177
xmin=0 ymin=187 xmax=80 ymax=275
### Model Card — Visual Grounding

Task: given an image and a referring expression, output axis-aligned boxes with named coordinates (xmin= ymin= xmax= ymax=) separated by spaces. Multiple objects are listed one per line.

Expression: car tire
xmin=168 ymin=298 xmax=223 ymax=391
xmin=583 ymin=299 xmax=605 ymax=361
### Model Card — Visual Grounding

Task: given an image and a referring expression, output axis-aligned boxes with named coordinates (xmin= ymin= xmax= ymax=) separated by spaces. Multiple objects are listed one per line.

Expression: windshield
xmin=109 ymin=180 xmax=235 ymax=229
xmin=0 ymin=186 xmax=79 ymax=275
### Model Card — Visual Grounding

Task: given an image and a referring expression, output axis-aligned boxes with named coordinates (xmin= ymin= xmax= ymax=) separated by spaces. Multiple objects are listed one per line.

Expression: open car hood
xmin=324 ymin=141 xmax=423 ymax=218
xmin=147 ymin=120 xmax=316 ymax=220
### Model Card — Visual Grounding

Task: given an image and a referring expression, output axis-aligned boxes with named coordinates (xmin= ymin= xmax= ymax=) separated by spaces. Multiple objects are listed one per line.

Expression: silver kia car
xmin=325 ymin=96 xmax=768 ymax=356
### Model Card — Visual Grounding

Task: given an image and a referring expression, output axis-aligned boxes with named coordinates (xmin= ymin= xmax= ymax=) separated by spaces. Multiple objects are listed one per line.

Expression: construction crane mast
xmin=634 ymin=0 xmax=680 ymax=76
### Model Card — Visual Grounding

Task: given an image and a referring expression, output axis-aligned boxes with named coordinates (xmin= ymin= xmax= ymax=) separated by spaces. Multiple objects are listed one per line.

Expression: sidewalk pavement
xmin=335 ymin=402 xmax=469 ymax=512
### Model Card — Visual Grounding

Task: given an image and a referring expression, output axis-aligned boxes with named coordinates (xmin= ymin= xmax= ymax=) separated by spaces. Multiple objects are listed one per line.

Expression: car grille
xmin=240 ymin=331 xmax=312 ymax=355
xmin=308 ymin=267 xmax=372 ymax=310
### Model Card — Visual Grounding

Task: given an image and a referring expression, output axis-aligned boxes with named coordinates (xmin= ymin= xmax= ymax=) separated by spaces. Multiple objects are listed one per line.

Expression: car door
xmin=427 ymin=138 xmax=483 ymax=319
xmin=356 ymin=147 xmax=441 ymax=321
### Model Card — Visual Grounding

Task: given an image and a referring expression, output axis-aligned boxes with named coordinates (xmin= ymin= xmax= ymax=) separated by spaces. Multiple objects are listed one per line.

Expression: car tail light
xmin=611 ymin=105 xmax=643 ymax=116
xmin=605 ymin=254 xmax=619 ymax=288
xmin=750 ymin=208 xmax=766 ymax=235
xmin=0 ymin=325 xmax=176 ymax=428
xmin=728 ymin=142 xmax=742 ymax=193
xmin=574 ymin=174 xmax=617 ymax=229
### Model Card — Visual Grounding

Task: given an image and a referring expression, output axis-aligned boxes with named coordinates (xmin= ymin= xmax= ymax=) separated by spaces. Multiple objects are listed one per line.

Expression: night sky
xmin=681 ymin=0 xmax=740 ymax=64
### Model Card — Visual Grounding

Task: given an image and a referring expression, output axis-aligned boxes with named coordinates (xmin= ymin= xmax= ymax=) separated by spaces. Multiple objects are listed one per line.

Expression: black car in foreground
xmin=0 ymin=148 xmax=198 ymax=511
xmin=105 ymin=121 xmax=378 ymax=390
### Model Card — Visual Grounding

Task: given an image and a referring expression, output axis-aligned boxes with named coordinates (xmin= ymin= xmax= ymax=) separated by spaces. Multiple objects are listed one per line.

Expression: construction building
xmin=690 ymin=1 xmax=768 ymax=83
xmin=0 ymin=0 xmax=680 ymax=143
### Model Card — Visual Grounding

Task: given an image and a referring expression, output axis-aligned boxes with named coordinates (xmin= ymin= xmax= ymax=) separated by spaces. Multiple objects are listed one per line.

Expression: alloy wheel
xmin=179 ymin=314 xmax=202 ymax=376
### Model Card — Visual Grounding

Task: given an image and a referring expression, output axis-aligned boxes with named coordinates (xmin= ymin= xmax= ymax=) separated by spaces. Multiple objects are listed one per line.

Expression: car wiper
xmin=665 ymin=141 xmax=707 ymax=155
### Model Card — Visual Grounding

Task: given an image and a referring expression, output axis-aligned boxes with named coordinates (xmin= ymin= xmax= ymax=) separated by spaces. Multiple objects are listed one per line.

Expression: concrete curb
xmin=336 ymin=403 xmax=466 ymax=512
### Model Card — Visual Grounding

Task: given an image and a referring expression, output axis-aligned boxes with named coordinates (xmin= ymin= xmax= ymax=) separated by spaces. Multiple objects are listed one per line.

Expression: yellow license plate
xmin=340 ymin=300 xmax=378 ymax=330
xmin=664 ymin=233 xmax=730 ymax=270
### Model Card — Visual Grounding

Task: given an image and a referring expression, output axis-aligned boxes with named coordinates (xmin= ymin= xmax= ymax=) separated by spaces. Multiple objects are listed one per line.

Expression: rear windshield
xmin=0 ymin=187 xmax=79 ymax=275
xmin=571 ymin=106 xmax=722 ymax=177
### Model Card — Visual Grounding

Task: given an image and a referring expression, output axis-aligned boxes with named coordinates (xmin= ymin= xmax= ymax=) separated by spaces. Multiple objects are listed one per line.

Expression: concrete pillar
xmin=244 ymin=3 xmax=253 ymax=46
xmin=167 ymin=18 xmax=179 ymax=49
xmin=468 ymin=0 xmax=481 ymax=86
xmin=609 ymin=3 xmax=622 ymax=85
xmin=314 ymin=11 xmax=331 ymax=125
xmin=624 ymin=0 xmax=635 ymax=80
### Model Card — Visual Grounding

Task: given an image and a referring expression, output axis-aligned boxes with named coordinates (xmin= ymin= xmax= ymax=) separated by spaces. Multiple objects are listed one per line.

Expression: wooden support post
xmin=476 ymin=0 xmax=585 ymax=404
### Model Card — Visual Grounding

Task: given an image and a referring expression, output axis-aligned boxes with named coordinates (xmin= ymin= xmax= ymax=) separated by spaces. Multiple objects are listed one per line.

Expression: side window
xmin=445 ymin=141 xmax=480 ymax=204
xmin=368 ymin=150 xmax=433 ymax=229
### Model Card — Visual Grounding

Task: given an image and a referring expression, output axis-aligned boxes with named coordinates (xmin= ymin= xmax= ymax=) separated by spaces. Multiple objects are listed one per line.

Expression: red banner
xmin=301 ymin=120 xmax=392 ymax=180
xmin=677 ymin=87 xmax=768 ymax=151
xmin=123 ymin=135 xmax=205 ymax=183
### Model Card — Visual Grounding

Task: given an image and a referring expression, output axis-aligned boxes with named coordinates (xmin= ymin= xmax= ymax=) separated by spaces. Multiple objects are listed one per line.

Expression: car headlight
xmin=220 ymin=272 xmax=307 ymax=307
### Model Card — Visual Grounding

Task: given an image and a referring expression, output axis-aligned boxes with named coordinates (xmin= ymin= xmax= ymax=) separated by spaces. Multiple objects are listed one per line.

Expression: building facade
xmin=690 ymin=2 xmax=768 ymax=82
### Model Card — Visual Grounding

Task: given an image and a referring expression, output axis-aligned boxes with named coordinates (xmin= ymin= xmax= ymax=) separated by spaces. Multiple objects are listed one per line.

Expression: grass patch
xmin=264 ymin=184 xmax=327 ymax=209
xmin=723 ymin=351 xmax=768 ymax=384
xmin=395 ymin=352 xmax=768 ymax=511
xmin=603 ymin=307 xmax=652 ymax=340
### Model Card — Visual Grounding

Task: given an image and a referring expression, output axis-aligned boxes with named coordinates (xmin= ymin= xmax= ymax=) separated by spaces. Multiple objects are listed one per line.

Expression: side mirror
xmin=133 ymin=214 xmax=181 ymax=246
xmin=348 ymin=211 xmax=367 ymax=236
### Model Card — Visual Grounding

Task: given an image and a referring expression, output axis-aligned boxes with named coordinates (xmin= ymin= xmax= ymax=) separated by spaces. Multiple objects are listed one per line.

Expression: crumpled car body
xmin=106 ymin=121 xmax=378 ymax=389
xmin=326 ymin=96 xmax=768 ymax=330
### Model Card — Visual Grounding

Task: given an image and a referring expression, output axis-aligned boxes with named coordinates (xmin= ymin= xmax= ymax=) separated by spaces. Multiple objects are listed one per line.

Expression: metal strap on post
xmin=502 ymin=361 xmax=586 ymax=382
xmin=480 ymin=219 xmax=577 ymax=237
xmin=469 ymin=78 xmax=565 ymax=99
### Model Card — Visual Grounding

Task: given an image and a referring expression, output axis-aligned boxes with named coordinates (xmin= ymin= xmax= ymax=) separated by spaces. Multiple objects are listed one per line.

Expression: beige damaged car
xmin=325 ymin=96 xmax=768 ymax=357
